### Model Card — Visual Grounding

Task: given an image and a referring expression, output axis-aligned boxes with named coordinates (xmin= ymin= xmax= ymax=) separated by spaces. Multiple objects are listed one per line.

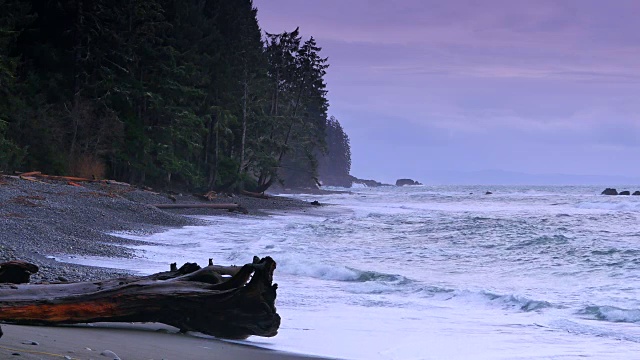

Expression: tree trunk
xmin=278 ymin=75 xmax=306 ymax=163
xmin=69 ymin=0 xmax=84 ymax=159
xmin=153 ymin=203 xmax=247 ymax=214
xmin=0 ymin=257 xmax=280 ymax=340
xmin=238 ymin=73 xmax=248 ymax=191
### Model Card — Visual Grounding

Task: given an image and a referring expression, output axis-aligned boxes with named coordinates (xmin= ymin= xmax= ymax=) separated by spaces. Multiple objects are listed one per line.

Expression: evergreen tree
xmin=0 ymin=0 xmax=348 ymax=192
xmin=317 ymin=116 xmax=352 ymax=187
xmin=0 ymin=0 xmax=29 ymax=171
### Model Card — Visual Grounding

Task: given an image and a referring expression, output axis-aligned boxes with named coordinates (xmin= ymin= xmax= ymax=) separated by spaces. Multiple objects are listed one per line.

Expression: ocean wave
xmin=590 ymin=248 xmax=640 ymax=256
xmin=506 ymin=235 xmax=570 ymax=250
xmin=576 ymin=201 xmax=640 ymax=212
xmin=548 ymin=319 xmax=640 ymax=343
xmin=481 ymin=291 xmax=554 ymax=312
xmin=279 ymin=259 xmax=411 ymax=284
xmin=417 ymin=287 xmax=555 ymax=312
xmin=579 ymin=305 xmax=640 ymax=323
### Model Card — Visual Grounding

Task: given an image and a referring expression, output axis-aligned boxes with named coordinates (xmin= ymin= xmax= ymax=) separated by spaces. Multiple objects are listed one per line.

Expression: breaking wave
xmin=481 ymin=291 xmax=555 ymax=312
xmin=278 ymin=259 xmax=411 ymax=284
xmin=579 ymin=305 xmax=640 ymax=324
xmin=576 ymin=201 xmax=640 ymax=212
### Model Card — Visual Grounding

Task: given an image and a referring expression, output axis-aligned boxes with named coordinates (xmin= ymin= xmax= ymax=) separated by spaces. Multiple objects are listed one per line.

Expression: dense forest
xmin=0 ymin=0 xmax=351 ymax=192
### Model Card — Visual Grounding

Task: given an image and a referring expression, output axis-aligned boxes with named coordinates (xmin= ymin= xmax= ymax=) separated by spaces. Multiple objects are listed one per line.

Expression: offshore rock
xmin=396 ymin=179 xmax=422 ymax=186
xmin=633 ymin=191 xmax=640 ymax=195
xmin=601 ymin=188 xmax=618 ymax=195
xmin=619 ymin=191 xmax=631 ymax=195
xmin=350 ymin=176 xmax=391 ymax=187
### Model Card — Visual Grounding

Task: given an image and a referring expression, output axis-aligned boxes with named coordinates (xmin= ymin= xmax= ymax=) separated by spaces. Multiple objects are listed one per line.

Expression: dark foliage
xmin=317 ymin=116 xmax=351 ymax=187
xmin=0 ymin=0 xmax=351 ymax=191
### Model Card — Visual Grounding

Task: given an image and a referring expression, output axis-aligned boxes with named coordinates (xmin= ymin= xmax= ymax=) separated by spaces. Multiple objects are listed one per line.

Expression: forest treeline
xmin=0 ymin=0 xmax=351 ymax=192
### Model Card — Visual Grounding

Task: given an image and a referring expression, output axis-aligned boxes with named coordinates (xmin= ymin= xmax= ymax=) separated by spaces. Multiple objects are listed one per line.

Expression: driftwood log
xmin=0 ymin=257 xmax=279 ymax=340
xmin=153 ymin=203 xmax=249 ymax=214
xmin=0 ymin=261 xmax=39 ymax=284
xmin=241 ymin=190 xmax=269 ymax=199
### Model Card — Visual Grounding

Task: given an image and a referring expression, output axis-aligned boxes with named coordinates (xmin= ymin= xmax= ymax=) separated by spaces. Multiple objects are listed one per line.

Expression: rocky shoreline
xmin=0 ymin=176 xmax=313 ymax=283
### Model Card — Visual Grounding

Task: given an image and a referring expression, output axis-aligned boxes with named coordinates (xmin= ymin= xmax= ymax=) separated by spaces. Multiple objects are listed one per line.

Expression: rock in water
xmin=101 ymin=350 xmax=121 ymax=359
xmin=619 ymin=191 xmax=631 ymax=195
xmin=396 ymin=179 xmax=422 ymax=186
xmin=633 ymin=191 xmax=640 ymax=195
xmin=601 ymin=188 xmax=618 ymax=195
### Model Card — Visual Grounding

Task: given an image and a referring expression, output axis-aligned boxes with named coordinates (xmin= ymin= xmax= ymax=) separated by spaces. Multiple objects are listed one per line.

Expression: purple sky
xmin=253 ymin=0 xmax=640 ymax=183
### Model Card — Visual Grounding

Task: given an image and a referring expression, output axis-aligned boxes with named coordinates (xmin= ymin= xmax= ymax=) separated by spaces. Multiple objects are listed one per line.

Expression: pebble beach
xmin=0 ymin=175 xmax=326 ymax=360
xmin=0 ymin=175 xmax=312 ymax=282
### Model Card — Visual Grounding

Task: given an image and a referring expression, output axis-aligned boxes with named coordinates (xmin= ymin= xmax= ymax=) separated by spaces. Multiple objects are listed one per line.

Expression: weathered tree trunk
xmin=239 ymin=73 xmax=248 ymax=177
xmin=241 ymin=190 xmax=269 ymax=199
xmin=153 ymin=203 xmax=240 ymax=210
xmin=153 ymin=203 xmax=248 ymax=214
xmin=0 ymin=257 xmax=280 ymax=340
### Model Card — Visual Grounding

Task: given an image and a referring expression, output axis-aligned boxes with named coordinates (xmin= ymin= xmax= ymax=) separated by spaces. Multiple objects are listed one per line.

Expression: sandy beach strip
xmin=0 ymin=323 xmax=334 ymax=360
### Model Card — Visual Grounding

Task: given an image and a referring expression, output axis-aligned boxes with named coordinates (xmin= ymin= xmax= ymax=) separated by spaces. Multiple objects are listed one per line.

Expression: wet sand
xmin=0 ymin=323 xmax=334 ymax=360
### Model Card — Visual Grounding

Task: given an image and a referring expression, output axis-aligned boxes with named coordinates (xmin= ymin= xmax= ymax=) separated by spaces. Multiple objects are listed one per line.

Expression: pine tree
xmin=317 ymin=116 xmax=352 ymax=187
xmin=1 ymin=0 xmax=344 ymax=192
xmin=0 ymin=0 xmax=29 ymax=171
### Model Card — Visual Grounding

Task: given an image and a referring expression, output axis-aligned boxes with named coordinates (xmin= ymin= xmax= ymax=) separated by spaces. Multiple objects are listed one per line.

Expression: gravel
xmin=0 ymin=176 xmax=312 ymax=283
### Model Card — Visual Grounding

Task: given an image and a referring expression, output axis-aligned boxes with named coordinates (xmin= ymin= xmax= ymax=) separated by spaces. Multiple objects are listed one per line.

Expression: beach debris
xmin=153 ymin=203 xmax=249 ymax=214
xmin=9 ymin=196 xmax=45 ymax=207
xmin=0 ymin=257 xmax=280 ymax=340
xmin=310 ymin=200 xmax=321 ymax=206
xmin=103 ymin=180 xmax=131 ymax=186
xmin=0 ymin=261 xmax=39 ymax=284
xmin=241 ymin=190 xmax=269 ymax=199
xmin=17 ymin=171 xmax=42 ymax=177
xmin=200 ymin=191 xmax=218 ymax=201
xmin=13 ymin=171 xmax=133 ymax=187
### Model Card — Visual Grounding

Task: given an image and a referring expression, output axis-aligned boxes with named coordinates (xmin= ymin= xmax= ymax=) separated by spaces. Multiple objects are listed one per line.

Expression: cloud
xmin=254 ymin=0 xmax=640 ymax=178
xmin=257 ymin=0 xmax=640 ymax=84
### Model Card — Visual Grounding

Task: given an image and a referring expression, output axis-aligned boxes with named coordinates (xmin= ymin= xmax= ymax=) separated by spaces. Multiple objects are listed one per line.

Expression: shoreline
xmin=0 ymin=323 xmax=335 ymax=360
xmin=0 ymin=176 xmax=337 ymax=359
xmin=0 ymin=176 xmax=315 ymax=282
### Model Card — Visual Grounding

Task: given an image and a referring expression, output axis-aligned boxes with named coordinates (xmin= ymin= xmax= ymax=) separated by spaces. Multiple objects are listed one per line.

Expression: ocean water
xmin=60 ymin=185 xmax=640 ymax=359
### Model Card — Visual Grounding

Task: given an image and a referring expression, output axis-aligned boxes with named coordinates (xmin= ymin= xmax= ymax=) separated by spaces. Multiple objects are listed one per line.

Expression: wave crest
xmin=481 ymin=291 xmax=554 ymax=312
xmin=580 ymin=305 xmax=640 ymax=323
